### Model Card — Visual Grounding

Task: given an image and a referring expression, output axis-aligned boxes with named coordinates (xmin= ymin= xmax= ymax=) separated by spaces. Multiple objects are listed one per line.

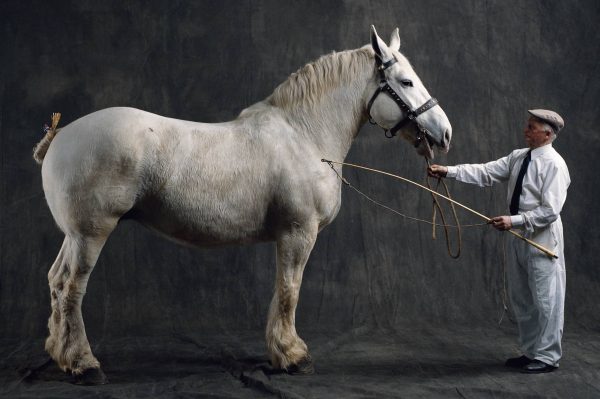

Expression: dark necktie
xmin=509 ymin=150 xmax=531 ymax=215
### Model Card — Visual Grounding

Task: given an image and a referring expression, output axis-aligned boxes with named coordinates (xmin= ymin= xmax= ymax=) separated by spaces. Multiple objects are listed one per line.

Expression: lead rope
xmin=424 ymin=159 xmax=462 ymax=258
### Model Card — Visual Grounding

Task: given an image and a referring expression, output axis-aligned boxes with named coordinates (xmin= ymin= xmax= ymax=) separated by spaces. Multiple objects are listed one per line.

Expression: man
xmin=428 ymin=109 xmax=570 ymax=374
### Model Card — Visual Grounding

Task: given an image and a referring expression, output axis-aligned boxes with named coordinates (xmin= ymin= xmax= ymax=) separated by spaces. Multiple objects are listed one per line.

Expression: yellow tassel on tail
xmin=33 ymin=112 xmax=62 ymax=165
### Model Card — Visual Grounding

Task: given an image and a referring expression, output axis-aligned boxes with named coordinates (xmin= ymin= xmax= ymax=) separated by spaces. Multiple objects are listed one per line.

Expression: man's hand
xmin=427 ymin=164 xmax=448 ymax=178
xmin=488 ymin=216 xmax=512 ymax=231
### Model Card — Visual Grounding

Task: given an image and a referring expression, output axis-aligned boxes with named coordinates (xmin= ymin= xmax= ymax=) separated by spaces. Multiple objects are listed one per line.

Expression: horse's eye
xmin=400 ymin=79 xmax=413 ymax=87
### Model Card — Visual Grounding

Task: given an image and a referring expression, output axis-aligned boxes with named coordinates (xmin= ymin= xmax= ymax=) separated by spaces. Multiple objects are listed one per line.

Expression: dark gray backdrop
xmin=1 ymin=0 xmax=599 ymax=345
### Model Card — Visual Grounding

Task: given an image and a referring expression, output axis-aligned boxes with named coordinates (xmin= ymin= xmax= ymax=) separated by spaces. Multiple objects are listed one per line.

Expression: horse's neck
xmin=282 ymin=81 xmax=369 ymax=161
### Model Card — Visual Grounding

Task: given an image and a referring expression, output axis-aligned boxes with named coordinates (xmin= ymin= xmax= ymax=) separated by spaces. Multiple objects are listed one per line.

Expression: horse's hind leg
xmin=46 ymin=224 xmax=115 ymax=385
xmin=266 ymin=221 xmax=318 ymax=374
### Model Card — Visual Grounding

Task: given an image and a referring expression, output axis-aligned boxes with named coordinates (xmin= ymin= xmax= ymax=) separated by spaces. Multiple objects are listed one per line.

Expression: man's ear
xmin=370 ymin=25 xmax=393 ymax=62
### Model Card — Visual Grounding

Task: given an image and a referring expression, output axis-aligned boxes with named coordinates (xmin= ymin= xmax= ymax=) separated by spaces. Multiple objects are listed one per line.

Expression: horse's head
xmin=366 ymin=26 xmax=452 ymax=159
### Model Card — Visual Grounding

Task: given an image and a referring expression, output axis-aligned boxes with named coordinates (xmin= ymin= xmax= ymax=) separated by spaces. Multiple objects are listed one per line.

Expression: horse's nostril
xmin=443 ymin=130 xmax=451 ymax=146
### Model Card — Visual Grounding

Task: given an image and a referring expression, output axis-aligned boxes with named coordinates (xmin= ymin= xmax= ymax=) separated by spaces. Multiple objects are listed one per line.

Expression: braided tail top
xmin=33 ymin=112 xmax=61 ymax=165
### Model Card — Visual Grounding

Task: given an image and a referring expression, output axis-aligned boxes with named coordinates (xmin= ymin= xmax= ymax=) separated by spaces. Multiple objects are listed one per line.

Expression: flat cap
xmin=528 ymin=109 xmax=564 ymax=133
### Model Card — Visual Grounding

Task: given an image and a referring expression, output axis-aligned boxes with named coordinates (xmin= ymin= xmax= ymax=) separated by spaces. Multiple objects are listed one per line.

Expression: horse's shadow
xmin=14 ymin=337 xmax=506 ymax=387
xmin=16 ymin=347 xmax=281 ymax=386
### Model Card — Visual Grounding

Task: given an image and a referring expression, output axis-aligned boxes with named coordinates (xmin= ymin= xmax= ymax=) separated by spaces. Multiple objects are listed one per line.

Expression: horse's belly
xmin=127 ymin=194 xmax=274 ymax=247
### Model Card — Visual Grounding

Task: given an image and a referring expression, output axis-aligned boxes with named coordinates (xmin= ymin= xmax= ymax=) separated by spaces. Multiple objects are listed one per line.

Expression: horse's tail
xmin=33 ymin=113 xmax=61 ymax=165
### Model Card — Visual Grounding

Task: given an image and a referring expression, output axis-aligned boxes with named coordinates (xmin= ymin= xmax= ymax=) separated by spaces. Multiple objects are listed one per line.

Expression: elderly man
xmin=428 ymin=109 xmax=570 ymax=373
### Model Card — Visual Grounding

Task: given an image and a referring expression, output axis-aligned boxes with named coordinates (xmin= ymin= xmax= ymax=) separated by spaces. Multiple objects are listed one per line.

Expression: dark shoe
xmin=521 ymin=360 xmax=557 ymax=374
xmin=505 ymin=355 xmax=532 ymax=368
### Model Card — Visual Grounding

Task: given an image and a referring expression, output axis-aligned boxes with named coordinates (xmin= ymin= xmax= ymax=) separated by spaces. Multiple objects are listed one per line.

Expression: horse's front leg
xmin=266 ymin=221 xmax=318 ymax=374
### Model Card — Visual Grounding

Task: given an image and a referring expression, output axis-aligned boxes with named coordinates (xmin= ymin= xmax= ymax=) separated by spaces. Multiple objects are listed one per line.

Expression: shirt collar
xmin=530 ymin=143 xmax=553 ymax=159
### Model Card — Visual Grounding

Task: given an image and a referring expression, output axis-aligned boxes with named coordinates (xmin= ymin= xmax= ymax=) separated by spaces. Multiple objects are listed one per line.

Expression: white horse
xmin=33 ymin=26 xmax=451 ymax=384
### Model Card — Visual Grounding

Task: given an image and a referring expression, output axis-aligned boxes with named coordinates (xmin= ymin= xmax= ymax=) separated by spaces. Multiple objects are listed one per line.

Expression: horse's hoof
xmin=73 ymin=367 xmax=109 ymax=385
xmin=287 ymin=356 xmax=314 ymax=375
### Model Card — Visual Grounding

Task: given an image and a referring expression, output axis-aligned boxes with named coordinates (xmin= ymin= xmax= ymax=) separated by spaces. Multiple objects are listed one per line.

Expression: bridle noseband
xmin=366 ymin=56 xmax=439 ymax=145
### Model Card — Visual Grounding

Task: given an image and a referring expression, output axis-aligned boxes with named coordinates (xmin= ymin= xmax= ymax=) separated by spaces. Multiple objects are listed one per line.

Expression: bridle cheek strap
xmin=367 ymin=56 xmax=439 ymax=142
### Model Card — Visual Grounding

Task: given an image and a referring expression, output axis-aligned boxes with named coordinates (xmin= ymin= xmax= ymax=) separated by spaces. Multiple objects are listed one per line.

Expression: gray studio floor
xmin=2 ymin=322 xmax=599 ymax=398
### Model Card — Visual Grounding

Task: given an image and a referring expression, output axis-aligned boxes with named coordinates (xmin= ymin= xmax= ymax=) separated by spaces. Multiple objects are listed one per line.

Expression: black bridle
xmin=366 ymin=56 xmax=439 ymax=145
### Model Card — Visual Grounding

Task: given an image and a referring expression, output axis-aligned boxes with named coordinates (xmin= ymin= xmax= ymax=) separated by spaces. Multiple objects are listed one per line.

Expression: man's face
xmin=524 ymin=117 xmax=551 ymax=149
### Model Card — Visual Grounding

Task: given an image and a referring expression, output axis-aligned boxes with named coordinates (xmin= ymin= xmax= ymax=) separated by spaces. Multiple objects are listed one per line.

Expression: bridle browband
xmin=366 ymin=55 xmax=439 ymax=145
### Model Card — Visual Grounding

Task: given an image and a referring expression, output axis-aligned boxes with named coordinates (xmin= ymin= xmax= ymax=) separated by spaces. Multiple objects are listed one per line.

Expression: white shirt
xmin=446 ymin=143 xmax=570 ymax=233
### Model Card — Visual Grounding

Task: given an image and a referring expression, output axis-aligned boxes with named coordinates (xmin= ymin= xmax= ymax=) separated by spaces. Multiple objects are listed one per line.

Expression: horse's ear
xmin=370 ymin=25 xmax=393 ymax=62
xmin=389 ymin=28 xmax=401 ymax=51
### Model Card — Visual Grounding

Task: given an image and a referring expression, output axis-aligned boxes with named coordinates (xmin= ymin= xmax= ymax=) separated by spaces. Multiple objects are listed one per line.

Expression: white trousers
xmin=508 ymin=218 xmax=566 ymax=367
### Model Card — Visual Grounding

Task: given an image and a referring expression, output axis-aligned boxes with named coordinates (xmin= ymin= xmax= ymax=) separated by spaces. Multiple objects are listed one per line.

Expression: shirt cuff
xmin=446 ymin=166 xmax=457 ymax=178
xmin=510 ymin=215 xmax=525 ymax=226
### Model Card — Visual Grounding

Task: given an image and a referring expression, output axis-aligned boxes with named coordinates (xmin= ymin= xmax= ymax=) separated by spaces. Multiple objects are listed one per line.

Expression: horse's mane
xmin=268 ymin=47 xmax=375 ymax=110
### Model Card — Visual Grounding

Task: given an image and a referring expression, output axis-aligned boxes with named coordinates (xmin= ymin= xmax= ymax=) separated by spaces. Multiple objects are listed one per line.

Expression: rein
xmin=322 ymin=159 xmax=559 ymax=259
